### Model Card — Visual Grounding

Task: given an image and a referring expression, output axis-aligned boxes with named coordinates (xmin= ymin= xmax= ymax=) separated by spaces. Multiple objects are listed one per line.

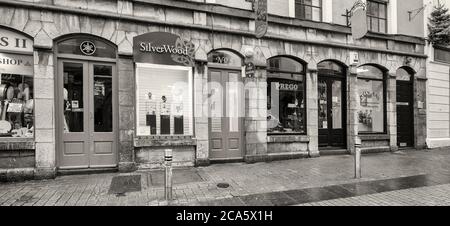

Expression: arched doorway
xmin=396 ymin=67 xmax=414 ymax=148
xmin=317 ymin=60 xmax=347 ymax=149
xmin=55 ymin=35 xmax=118 ymax=169
xmin=207 ymin=49 xmax=245 ymax=161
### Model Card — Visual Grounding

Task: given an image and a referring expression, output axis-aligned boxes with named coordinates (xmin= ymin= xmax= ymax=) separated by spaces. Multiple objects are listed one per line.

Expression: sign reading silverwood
xmin=133 ymin=32 xmax=195 ymax=66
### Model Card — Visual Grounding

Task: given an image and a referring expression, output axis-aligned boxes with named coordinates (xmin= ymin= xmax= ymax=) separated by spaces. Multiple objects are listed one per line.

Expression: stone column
xmin=34 ymin=48 xmax=56 ymax=179
xmin=244 ymin=67 xmax=268 ymax=163
xmin=347 ymin=66 xmax=359 ymax=154
xmin=415 ymin=76 xmax=427 ymax=149
xmin=306 ymin=67 xmax=319 ymax=157
xmin=118 ymin=55 xmax=136 ymax=172
xmin=194 ymin=63 xmax=210 ymax=166
xmin=387 ymin=72 xmax=398 ymax=152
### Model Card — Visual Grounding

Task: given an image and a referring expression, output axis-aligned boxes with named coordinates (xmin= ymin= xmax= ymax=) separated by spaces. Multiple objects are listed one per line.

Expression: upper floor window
xmin=295 ymin=0 xmax=322 ymax=22
xmin=434 ymin=46 xmax=450 ymax=64
xmin=367 ymin=0 xmax=387 ymax=33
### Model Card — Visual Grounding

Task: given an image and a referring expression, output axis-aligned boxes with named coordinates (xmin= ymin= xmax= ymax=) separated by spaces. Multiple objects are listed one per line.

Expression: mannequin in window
xmin=146 ymin=92 xmax=157 ymax=135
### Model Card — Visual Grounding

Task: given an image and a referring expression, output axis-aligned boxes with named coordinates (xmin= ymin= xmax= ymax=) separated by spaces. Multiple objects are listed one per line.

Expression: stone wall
xmin=0 ymin=0 xmax=429 ymax=177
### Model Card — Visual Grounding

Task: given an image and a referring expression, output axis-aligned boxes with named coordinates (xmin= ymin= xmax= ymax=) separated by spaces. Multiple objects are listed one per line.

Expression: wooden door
xmin=318 ymin=77 xmax=346 ymax=148
xmin=58 ymin=60 xmax=117 ymax=169
xmin=396 ymin=80 xmax=414 ymax=148
xmin=208 ymin=69 xmax=244 ymax=160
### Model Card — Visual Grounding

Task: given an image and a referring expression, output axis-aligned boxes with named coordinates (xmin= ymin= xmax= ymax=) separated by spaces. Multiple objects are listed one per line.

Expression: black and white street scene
xmin=1 ymin=0 xmax=450 ymax=207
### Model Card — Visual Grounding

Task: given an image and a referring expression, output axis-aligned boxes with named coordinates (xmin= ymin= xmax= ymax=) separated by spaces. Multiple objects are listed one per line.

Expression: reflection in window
xmin=0 ymin=52 xmax=34 ymax=138
xmin=136 ymin=64 xmax=193 ymax=136
xmin=267 ymin=57 xmax=306 ymax=134
xmin=63 ymin=62 xmax=84 ymax=133
xmin=357 ymin=65 xmax=385 ymax=133
xmin=93 ymin=65 xmax=113 ymax=132
xmin=295 ymin=0 xmax=322 ymax=21
xmin=367 ymin=0 xmax=387 ymax=33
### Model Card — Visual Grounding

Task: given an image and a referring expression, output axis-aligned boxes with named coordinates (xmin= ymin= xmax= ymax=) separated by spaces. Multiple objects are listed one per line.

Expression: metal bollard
xmin=354 ymin=137 xmax=362 ymax=179
xmin=164 ymin=149 xmax=173 ymax=201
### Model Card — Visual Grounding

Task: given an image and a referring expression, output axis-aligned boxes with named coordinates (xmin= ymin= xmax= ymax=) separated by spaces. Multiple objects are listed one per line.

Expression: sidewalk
xmin=1 ymin=148 xmax=449 ymax=206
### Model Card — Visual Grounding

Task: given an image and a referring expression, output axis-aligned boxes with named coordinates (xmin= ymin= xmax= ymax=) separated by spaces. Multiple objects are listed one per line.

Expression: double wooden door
xmin=57 ymin=60 xmax=117 ymax=169
xmin=208 ymin=68 xmax=244 ymax=160
xmin=318 ymin=76 xmax=346 ymax=148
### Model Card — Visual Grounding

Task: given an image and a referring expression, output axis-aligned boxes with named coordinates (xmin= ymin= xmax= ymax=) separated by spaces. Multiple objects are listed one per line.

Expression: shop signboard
xmin=0 ymin=28 xmax=33 ymax=53
xmin=0 ymin=53 xmax=34 ymax=76
xmin=133 ymin=32 xmax=196 ymax=67
xmin=245 ymin=62 xmax=255 ymax=78
xmin=351 ymin=6 xmax=368 ymax=40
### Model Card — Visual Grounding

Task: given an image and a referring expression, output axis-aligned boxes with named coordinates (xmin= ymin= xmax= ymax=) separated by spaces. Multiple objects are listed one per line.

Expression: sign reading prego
xmin=133 ymin=32 xmax=195 ymax=67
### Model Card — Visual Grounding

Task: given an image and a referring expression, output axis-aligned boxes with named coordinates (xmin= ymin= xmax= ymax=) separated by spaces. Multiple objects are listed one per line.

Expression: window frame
xmin=295 ymin=0 xmax=323 ymax=22
xmin=267 ymin=56 xmax=307 ymax=136
xmin=134 ymin=62 xmax=194 ymax=137
xmin=433 ymin=45 xmax=450 ymax=64
xmin=366 ymin=0 xmax=388 ymax=34
xmin=356 ymin=65 xmax=387 ymax=135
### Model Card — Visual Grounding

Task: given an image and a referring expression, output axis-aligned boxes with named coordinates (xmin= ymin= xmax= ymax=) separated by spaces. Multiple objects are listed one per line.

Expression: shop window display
xmin=0 ymin=51 xmax=34 ymax=138
xmin=267 ymin=57 xmax=306 ymax=134
xmin=357 ymin=65 xmax=385 ymax=133
xmin=136 ymin=63 xmax=193 ymax=136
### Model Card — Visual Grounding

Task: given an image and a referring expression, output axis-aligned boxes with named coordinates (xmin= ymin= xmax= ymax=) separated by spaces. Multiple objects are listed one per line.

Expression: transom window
xmin=366 ymin=0 xmax=387 ymax=33
xmin=295 ymin=0 xmax=322 ymax=22
xmin=57 ymin=36 xmax=117 ymax=58
xmin=267 ymin=56 xmax=306 ymax=135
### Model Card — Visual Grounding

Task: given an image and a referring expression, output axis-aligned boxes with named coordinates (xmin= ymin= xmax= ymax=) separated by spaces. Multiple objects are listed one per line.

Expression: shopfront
xmin=0 ymin=26 xmax=35 ymax=170
xmin=132 ymin=32 xmax=197 ymax=168
xmin=207 ymin=49 xmax=245 ymax=161
xmin=0 ymin=0 xmax=429 ymax=181
xmin=55 ymin=35 xmax=119 ymax=169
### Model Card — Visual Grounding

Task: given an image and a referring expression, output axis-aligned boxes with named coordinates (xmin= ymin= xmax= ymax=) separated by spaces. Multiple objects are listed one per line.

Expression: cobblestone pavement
xmin=297 ymin=183 xmax=450 ymax=206
xmin=1 ymin=148 xmax=450 ymax=206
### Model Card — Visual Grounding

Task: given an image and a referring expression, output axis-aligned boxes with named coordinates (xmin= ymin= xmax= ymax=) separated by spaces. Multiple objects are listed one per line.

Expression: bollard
xmin=164 ymin=149 xmax=173 ymax=201
xmin=354 ymin=137 xmax=362 ymax=179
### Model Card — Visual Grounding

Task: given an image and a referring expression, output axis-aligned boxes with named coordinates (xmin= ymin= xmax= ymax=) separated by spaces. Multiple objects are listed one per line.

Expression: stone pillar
xmin=194 ymin=63 xmax=210 ymax=166
xmin=415 ymin=76 xmax=427 ymax=149
xmin=118 ymin=55 xmax=136 ymax=172
xmin=387 ymin=72 xmax=398 ymax=152
xmin=306 ymin=68 xmax=319 ymax=157
xmin=244 ymin=68 xmax=268 ymax=163
xmin=34 ymin=48 xmax=57 ymax=179
xmin=348 ymin=66 xmax=359 ymax=154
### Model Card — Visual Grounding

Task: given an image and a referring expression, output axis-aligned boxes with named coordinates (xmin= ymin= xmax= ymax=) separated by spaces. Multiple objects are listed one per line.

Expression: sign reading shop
xmin=133 ymin=32 xmax=195 ymax=67
xmin=0 ymin=27 xmax=33 ymax=75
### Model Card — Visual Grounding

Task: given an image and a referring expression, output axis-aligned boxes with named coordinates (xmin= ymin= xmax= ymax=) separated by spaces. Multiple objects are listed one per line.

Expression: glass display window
xmin=135 ymin=63 xmax=193 ymax=136
xmin=0 ymin=53 xmax=34 ymax=138
xmin=267 ymin=56 xmax=306 ymax=135
xmin=357 ymin=65 xmax=386 ymax=134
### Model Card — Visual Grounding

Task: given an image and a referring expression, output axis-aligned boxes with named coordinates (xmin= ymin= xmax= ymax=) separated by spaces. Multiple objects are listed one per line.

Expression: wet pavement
xmin=202 ymin=173 xmax=450 ymax=206
xmin=1 ymin=148 xmax=450 ymax=206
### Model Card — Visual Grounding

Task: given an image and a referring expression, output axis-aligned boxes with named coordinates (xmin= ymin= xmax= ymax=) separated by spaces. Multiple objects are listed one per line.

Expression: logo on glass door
xmin=80 ymin=41 xmax=96 ymax=56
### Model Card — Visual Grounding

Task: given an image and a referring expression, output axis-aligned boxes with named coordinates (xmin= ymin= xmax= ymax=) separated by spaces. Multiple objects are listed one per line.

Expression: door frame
xmin=207 ymin=63 xmax=246 ymax=162
xmin=318 ymin=69 xmax=347 ymax=149
xmin=55 ymin=56 xmax=119 ymax=170
xmin=396 ymin=76 xmax=415 ymax=148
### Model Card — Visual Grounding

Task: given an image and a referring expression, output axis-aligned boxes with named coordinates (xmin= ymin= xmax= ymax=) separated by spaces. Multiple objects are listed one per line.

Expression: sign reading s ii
xmin=0 ymin=28 xmax=33 ymax=53
xmin=133 ymin=32 xmax=195 ymax=67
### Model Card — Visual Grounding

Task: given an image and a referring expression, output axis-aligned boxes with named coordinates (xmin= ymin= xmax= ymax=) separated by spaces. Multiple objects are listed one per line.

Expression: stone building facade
xmin=0 ymin=0 xmax=427 ymax=181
